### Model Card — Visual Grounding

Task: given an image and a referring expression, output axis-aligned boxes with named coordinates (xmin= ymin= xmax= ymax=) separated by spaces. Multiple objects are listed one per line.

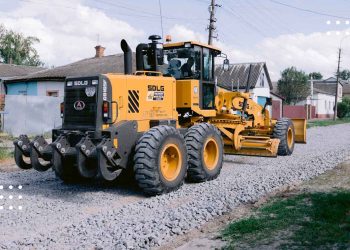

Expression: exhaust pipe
xmin=120 ymin=39 xmax=132 ymax=75
xmin=136 ymin=43 xmax=148 ymax=71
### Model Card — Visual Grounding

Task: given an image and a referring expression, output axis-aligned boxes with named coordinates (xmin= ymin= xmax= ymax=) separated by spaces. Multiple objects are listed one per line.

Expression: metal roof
xmin=215 ymin=62 xmax=272 ymax=90
xmin=5 ymin=53 xmax=136 ymax=83
xmin=0 ymin=63 xmax=45 ymax=78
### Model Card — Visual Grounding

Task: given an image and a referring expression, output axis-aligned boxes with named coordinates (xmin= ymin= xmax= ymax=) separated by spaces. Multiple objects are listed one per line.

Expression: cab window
xmin=203 ymin=48 xmax=213 ymax=81
xmin=163 ymin=46 xmax=201 ymax=80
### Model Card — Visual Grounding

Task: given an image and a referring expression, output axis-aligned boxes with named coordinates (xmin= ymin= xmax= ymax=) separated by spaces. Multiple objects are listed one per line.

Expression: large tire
xmin=273 ymin=118 xmax=295 ymax=156
xmin=134 ymin=125 xmax=188 ymax=195
xmin=185 ymin=123 xmax=223 ymax=182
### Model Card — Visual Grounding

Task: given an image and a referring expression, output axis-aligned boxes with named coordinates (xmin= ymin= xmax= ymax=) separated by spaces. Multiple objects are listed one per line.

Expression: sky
xmin=0 ymin=0 xmax=349 ymax=80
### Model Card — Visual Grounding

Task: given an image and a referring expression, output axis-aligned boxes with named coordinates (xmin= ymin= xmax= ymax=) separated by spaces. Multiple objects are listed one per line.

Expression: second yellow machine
xmin=14 ymin=35 xmax=306 ymax=195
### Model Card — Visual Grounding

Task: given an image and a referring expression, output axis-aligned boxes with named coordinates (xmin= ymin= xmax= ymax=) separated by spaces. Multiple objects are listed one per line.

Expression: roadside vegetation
xmin=222 ymin=191 xmax=350 ymax=249
xmin=0 ymin=147 xmax=13 ymax=160
xmin=222 ymin=161 xmax=350 ymax=249
xmin=307 ymin=117 xmax=350 ymax=128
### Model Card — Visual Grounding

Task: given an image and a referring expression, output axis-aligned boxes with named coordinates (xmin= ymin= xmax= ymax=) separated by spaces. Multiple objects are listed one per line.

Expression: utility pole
xmin=158 ymin=0 xmax=164 ymax=41
xmin=334 ymin=48 xmax=341 ymax=121
xmin=208 ymin=0 xmax=220 ymax=45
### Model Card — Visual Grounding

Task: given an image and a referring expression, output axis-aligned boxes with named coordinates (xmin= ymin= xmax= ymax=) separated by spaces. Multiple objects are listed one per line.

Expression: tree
xmin=339 ymin=69 xmax=350 ymax=81
xmin=0 ymin=24 xmax=43 ymax=66
xmin=308 ymin=72 xmax=323 ymax=80
xmin=277 ymin=67 xmax=310 ymax=105
xmin=337 ymin=97 xmax=350 ymax=118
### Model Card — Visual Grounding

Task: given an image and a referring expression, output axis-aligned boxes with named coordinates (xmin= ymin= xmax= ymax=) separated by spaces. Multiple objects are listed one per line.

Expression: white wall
xmin=314 ymin=93 xmax=335 ymax=115
xmin=37 ymin=81 xmax=65 ymax=97
xmin=4 ymin=95 xmax=63 ymax=136
xmin=250 ymin=69 xmax=271 ymax=102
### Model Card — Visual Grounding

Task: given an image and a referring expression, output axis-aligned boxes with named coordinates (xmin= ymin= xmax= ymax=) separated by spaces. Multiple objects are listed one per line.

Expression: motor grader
xmin=13 ymin=35 xmax=306 ymax=195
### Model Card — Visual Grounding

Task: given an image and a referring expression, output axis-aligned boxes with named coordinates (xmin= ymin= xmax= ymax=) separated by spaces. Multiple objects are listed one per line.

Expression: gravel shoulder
xmin=164 ymin=160 xmax=350 ymax=250
xmin=0 ymin=124 xmax=349 ymax=249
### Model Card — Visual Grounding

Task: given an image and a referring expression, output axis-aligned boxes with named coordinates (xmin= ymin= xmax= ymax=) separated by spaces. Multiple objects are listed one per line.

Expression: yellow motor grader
xmin=13 ymin=35 xmax=306 ymax=195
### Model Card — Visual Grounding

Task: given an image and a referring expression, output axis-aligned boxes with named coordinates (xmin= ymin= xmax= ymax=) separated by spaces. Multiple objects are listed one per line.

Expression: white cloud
xmin=0 ymin=0 xmax=144 ymax=66
xmin=168 ymin=25 xmax=350 ymax=81
xmin=1 ymin=2 xmax=349 ymax=82
xmin=168 ymin=24 xmax=207 ymax=43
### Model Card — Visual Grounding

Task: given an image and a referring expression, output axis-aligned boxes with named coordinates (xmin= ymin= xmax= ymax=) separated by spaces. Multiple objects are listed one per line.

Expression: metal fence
xmin=3 ymin=95 xmax=63 ymax=136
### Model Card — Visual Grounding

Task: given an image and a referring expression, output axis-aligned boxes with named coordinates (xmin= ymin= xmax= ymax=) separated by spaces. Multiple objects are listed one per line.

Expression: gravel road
xmin=0 ymin=124 xmax=349 ymax=249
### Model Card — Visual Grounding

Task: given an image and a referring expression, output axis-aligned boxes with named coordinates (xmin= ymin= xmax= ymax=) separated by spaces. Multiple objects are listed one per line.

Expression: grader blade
xmin=291 ymin=118 xmax=307 ymax=143
xmin=226 ymin=136 xmax=280 ymax=157
xmin=76 ymin=137 xmax=98 ymax=179
xmin=30 ymin=136 xmax=52 ymax=172
xmin=13 ymin=135 xmax=32 ymax=169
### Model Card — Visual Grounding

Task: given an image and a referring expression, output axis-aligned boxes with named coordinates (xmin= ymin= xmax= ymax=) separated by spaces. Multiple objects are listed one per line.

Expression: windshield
xmin=161 ymin=46 xmax=201 ymax=79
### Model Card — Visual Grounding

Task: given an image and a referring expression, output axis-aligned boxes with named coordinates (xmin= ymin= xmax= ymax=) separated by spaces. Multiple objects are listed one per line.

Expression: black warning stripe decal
xmin=128 ymin=90 xmax=139 ymax=113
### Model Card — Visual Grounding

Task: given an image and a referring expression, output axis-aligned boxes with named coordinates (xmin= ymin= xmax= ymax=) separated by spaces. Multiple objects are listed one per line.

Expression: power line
xmin=92 ymin=0 xmax=207 ymax=21
xmin=223 ymin=6 xmax=268 ymax=38
xmin=244 ymin=0 xmax=296 ymax=34
xmin=270 ymin=0 xmax=350 ymax=20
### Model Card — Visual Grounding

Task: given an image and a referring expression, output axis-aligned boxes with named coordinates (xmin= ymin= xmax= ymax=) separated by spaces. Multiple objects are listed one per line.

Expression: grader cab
xmin=13 ymin=35 xmax=306 ymax=195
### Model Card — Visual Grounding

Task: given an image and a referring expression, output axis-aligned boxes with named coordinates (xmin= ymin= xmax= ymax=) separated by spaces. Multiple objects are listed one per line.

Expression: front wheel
xmin=273 ymin=118 xmax=295 ymax=156
xmin=133 ymin=125 xmax=188 ymax=195
xmin=185 ymin=123 xmax=224 ymax=182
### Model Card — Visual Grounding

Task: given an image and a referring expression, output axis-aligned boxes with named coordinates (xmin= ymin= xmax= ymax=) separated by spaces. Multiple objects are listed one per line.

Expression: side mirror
xmin=223 ymin=58 xmax=230 ymax=71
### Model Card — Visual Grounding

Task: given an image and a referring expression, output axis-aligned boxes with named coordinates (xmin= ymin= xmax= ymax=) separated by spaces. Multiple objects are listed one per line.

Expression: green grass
xmin=222 ymin=191 xmax=350 ymax=249
xmin=0 ymin=147 xmax=13 ymax=160
xmin=307 ymin=117 xmax=350 ymax=128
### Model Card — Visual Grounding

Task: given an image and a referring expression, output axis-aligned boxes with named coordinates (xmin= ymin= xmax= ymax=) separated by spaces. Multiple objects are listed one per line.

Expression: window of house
xmin=47 ymin=90 xmax=59 ymax=97
xmin=325 ymin=100 xmax=327 ymax=110
xmin=260 ymin=73 xmax=265 ymax=87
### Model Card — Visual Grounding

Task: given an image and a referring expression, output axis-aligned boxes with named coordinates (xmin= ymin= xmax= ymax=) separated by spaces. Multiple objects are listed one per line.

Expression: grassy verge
xmin=307 ymin=117 xmax=350 ymax=128
xmin=0 ymin=147 xmax=13 ymax=161
xmin=222 ymin=191 xmax=350 ymax=249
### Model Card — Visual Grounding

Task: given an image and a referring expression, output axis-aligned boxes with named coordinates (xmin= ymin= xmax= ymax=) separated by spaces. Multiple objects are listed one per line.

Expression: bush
xmin=337 ymin=102 xmax=348 ymax=118
xmin=337 ymin=97 xmax=350 ymax=118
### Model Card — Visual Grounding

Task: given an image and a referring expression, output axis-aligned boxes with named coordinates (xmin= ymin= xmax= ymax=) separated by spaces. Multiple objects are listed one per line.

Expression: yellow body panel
xmin=105 ymin=74 xmax=178 ymax=133
xmin=176 ymin=79 xmax=216 ymax=117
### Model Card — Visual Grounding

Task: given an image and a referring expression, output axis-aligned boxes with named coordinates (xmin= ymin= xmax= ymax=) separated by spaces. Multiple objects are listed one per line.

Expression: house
xmin=342 ymin=82 xmax=350 ymax=98
xmin=0 ymin=63 xmax=45 ymax=104
xmin=4 ymin=46 xmax=136 ymax=97
xmin=0 ymin=64 xmax=44 ymax=129
xmin=215 ymin=62 xmax=282 ymax=118
xmin=302 ymin=77 xmax=345 ymax=118
xmin=272 ymin=77 xmax=345 ymax=119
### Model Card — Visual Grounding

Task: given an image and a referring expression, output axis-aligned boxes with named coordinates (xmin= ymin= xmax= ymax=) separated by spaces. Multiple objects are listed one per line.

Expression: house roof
xmin=313 ymin=87 xmax=335 ymax=96
xmin=215 ymin=62 xmax=273 ymax=90
xmin=0 ymin=63 xmax=45 ymax=79
xmin=270 ymin=91 xmax=285 ymax=100
xmin=313 ymin=82 xmax=338 ymax=95
xmin=5 ymin=53 xmax=136 ymax=83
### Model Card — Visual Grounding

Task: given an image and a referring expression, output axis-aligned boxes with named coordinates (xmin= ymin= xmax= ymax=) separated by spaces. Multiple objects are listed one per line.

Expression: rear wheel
xmin=134 ymin=125 xmax=187 ymax=195
xmin=273 ymin=118 xmax=295 ymax=156
xmin=185 ymin=123 xmax=223 ymax=182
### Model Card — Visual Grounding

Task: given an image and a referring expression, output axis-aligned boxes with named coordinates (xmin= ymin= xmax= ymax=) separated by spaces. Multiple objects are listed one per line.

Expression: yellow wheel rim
xmin=203 ymin=138 xmax=219 ymax=171
xmin=287 ymin=127 xmax=293 ymax=149
xmin=160 ymin=143 xmax=182 ymax=181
